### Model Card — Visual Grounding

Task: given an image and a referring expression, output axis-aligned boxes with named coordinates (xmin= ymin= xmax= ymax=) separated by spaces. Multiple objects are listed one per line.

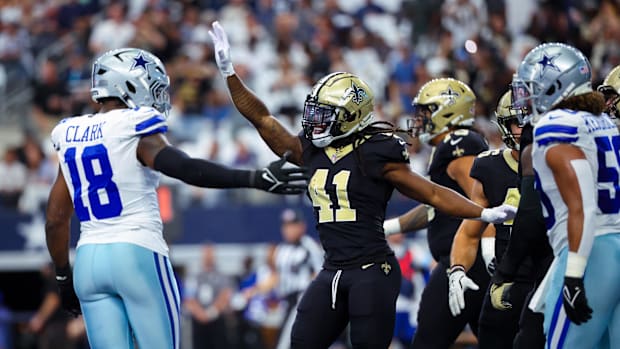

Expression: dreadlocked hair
xmin=348 ymin=121 xmax=410 ymax=176
xmin=552 ymin=91 xmax=606 ymax=115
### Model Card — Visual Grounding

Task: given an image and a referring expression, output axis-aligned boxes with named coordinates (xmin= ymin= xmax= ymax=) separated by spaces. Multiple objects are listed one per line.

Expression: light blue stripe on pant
xmin=74 ymin=243 xmax=180 ymax=349
xmin=544 ymin=234 xmax=620 ymax=349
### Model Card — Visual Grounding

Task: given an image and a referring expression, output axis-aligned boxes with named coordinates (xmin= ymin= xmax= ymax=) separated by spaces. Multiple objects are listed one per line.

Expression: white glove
xmin=448 ymin=265 xmax=479 ymax=317
xmin=208 ymin=21 xmax=235 ymax=77
xmin=479 ymin=204 xmax=517 ymax=224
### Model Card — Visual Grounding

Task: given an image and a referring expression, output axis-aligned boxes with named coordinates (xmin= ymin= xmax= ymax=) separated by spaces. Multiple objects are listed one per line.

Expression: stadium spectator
xmin=0 ymin=147 xmax=27 ymax=209
xmin=271 ymin=209 xmax=322 ymax=349
xmin=31 ymin=59 xmax=71 ymax=135
xmin=27 ymin=264 xmax=72 ymax=349
xmin=88 ymin=1 xmax=135 ymax=55
xmin=184 ymin=243 xmax=235 ymax=349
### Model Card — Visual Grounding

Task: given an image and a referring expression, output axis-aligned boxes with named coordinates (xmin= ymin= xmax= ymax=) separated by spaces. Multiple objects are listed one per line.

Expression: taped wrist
xmin=154 ymin=146 xmax=253 ymax=188
xmin=383 ymin=218 xmax=402 ymax=236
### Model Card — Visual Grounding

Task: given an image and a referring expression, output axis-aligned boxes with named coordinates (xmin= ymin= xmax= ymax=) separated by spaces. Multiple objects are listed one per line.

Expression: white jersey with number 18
xmin=51 ymin=106 xmax=169 ymax=256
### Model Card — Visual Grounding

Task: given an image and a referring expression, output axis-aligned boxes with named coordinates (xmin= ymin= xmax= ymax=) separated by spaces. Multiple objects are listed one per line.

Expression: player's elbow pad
xmin=154 ymin=146 xmax=251 ymax=188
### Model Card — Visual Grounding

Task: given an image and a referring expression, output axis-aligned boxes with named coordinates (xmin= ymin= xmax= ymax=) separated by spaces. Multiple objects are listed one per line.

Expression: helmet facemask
xmin=409 ymin=103 xmax=437 ymax=143
xmin=302 ymin=98 xmax=340 ymax=148
xmin=598 ymin=84 xmax=620 ymax=119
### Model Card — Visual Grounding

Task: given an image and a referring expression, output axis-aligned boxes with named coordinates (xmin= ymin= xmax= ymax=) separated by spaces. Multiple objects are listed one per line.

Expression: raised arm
xmin=209 ymin=21 xmax=303 ymax=165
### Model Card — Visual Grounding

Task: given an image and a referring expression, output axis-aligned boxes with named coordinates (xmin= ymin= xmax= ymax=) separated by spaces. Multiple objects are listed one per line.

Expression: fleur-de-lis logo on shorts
xmin=381 ymin=261 xmax=392 ymax=275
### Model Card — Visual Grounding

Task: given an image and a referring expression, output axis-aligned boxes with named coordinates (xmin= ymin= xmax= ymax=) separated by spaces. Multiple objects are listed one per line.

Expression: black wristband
xmin=55 ymin=264 xmax=71 ymax=278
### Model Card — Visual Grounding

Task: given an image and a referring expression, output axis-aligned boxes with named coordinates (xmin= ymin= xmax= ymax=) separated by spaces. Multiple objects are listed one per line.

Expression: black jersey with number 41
xmin=427 ymin=129 xmax=488 ymax=261
xmin=300 ymin=132 xmax=410 ymax=270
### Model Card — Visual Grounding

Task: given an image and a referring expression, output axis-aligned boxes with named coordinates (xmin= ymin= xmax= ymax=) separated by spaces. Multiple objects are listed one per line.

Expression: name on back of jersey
xmin=65 ymin=121 xmax=106 ymax=143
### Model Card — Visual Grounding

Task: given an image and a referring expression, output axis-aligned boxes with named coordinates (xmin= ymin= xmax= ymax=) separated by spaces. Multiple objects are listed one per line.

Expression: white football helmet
xmin=511 ymin=42 xmax=592 ymax=124
xmin=91 ymin=48 xmax=171 ymax=115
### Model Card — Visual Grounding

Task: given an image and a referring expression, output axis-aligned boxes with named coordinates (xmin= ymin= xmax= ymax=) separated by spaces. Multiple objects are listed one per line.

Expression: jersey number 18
xmin=65 ymin=144 xmax=123 ymax=221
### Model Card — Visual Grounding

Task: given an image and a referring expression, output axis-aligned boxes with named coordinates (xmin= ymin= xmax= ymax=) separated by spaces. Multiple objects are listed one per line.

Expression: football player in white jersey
xmin=512 ymin=42 xmax=620 ymax=349
xmin=44 ymin=48 xmax=308 ymax=349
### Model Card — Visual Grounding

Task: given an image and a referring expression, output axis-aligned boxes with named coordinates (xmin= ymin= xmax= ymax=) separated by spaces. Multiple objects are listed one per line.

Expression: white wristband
xmin=481 ymin=237 xmax=495 ymax=267
xmin=383 ymin=218 xmax=401 ymax=236
xmin=565 ymin=251 xmax=587 ymax=278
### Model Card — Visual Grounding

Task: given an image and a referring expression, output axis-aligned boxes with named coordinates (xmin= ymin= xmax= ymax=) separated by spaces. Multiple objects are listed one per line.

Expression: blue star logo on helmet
xmin=537 ymin=51 xmax=561 ymax=78
xmin=344 ymin=81 xmax=367 ymax=105
xmin=131 ymin=52 xmax=152 ymax=71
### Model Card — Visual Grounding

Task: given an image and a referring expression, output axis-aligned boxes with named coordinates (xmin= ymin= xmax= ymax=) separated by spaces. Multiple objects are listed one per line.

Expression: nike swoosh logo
xmin=563 ymin=285 xmax=581 ymax=308
xmin=262 ymin=171 xmax=275 ymax=184
xmin=361 ymin=263 xmax=375 ymax=270
xmin=450 ymin=137 xmax=463 ymax=146
xmin=56 ymin=276 xmax=68 ymax=281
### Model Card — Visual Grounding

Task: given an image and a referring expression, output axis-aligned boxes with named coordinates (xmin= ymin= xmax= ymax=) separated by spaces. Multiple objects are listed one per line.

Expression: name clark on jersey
xmin=65 ymin=121 xmax=106 ymax=143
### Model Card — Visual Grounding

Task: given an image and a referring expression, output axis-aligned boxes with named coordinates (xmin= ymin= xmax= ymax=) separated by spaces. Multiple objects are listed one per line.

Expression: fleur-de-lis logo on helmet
xmin=440 ymin=86 xmax=460 ymax=106
xmin=343 ymin=81 xmax=368 ymax=105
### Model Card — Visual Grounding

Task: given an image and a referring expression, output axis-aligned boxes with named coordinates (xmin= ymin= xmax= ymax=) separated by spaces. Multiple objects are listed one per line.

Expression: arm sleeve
xmin=154 ymin=146 xmax=254 ymax=188
xmin=495 ymin=175 xmax=547 ymax=280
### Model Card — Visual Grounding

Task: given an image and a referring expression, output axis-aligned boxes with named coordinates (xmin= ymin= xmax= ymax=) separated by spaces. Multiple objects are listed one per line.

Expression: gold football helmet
xmin=495 ymin=90 xmax=525 ymax=150
xmin=597 ymin=65 xmax=620 ymax=119
xmin=410 ymin=78 xmax=476 ymax=143
xmin=302 ymin=72 xmax=375 ymax=148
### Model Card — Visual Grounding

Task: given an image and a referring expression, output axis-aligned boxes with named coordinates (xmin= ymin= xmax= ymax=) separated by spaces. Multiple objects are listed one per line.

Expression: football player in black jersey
xmin=488 ymin=96 xmax=553 ymax=348
xmin=597 ymin=65 xmax=620 ymax=122
xmin=383 ymin=78 xmax=496 ymax=349
xmin=209 ymin=22 xmax=515 ymax=349
xmin=448 ymin=91 xmax=539 ymax=348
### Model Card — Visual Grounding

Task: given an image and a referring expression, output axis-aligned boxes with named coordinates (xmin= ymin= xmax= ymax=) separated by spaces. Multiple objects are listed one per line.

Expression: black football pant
xmin=411 ymin=256 xmax=490 ymax=349
xmin=478 ymin=279 xmax=534 ymax=349
xmin=291 ymin=255 xmax=401 ymax=349
xmin=513 ymin=288 xmax=546 ymax=349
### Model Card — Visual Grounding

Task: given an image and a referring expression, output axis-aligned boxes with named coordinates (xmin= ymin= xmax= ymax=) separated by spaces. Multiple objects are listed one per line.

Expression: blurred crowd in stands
xmin=1 ymin=0 xmax=618 ymax=213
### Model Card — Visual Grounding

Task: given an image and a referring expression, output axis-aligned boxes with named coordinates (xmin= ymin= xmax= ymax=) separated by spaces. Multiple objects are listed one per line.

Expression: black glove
xmin=55 ymin=265 xmax=82 ymax=317
xmin=562 ymin=276 xmax=592 ymax=325
xmin=253 ymin=151 xmax=309 ymax=195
